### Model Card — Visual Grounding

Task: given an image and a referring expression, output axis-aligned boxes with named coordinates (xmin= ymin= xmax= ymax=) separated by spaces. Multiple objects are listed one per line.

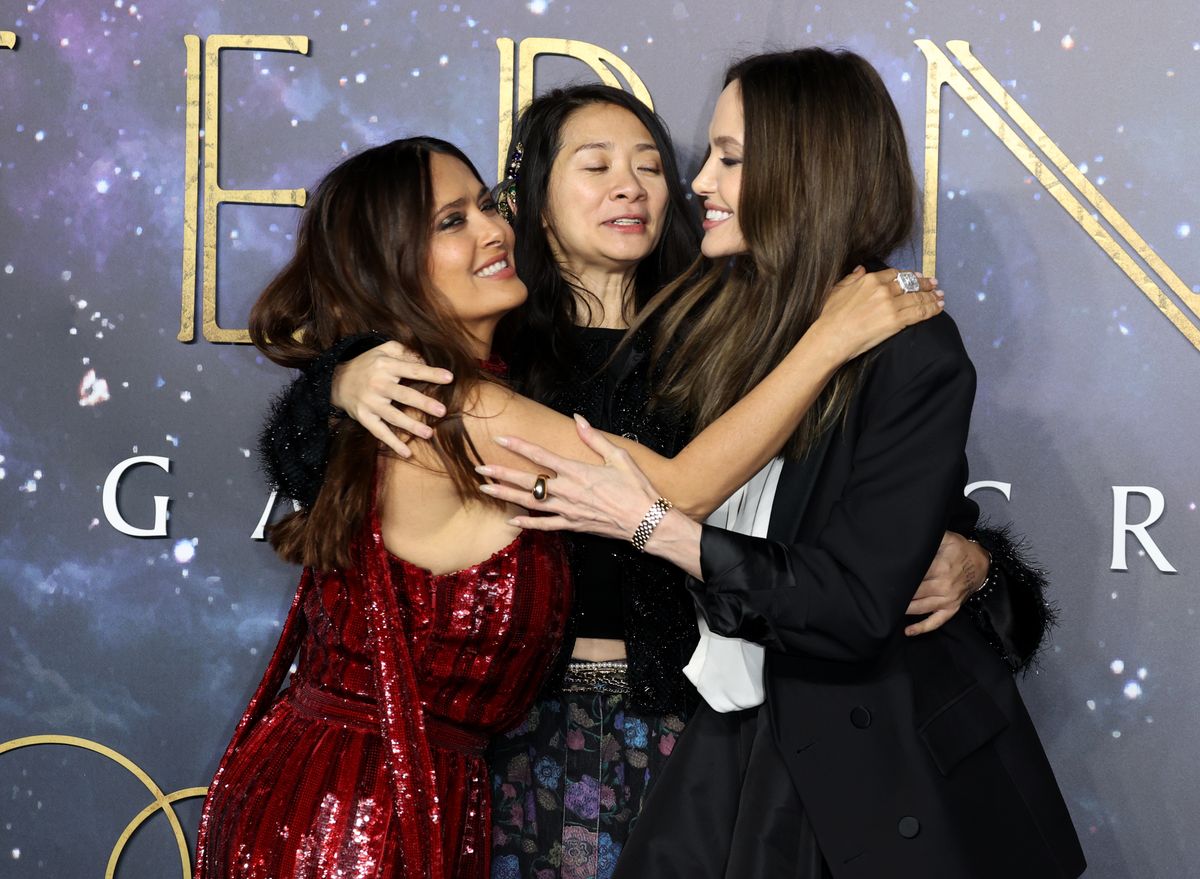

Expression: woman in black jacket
xmin=482 ymin=48 xmax=1085 ymax=878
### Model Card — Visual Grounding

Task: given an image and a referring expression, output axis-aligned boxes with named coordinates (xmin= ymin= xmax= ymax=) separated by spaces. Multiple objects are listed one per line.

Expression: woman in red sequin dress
xmin=193 ymin=136 xmax=942 ymax=879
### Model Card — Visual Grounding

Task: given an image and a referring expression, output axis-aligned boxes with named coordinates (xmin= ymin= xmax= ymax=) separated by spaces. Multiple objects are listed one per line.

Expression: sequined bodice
xmin=291 ymin=528 xmax=571 ymax=734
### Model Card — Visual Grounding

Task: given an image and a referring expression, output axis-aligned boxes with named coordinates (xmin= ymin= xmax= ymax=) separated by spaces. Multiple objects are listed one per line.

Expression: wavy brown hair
xmin=250 ymin=137 xmax=501 ymax=570
xmin=630 ymin=48 xmax=917 ymax=459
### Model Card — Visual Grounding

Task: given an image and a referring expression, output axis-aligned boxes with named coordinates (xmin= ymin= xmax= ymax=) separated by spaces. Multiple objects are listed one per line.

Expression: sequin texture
xmin=193 ymin=524 xmax=571 ymax=879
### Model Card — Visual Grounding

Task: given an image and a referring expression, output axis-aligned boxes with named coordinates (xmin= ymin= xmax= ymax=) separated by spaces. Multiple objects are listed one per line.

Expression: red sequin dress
xmin=193 ymin=523 xmax=571 ymax=879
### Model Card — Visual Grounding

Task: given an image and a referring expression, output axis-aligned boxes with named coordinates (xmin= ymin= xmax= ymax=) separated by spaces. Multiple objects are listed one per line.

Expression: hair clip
xmin=492 ymin=142 xmax=523 ymax=222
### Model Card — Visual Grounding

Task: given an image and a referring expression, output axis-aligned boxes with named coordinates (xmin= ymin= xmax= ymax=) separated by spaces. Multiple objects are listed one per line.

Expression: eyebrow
xmin=713 ymin=135 xmax=742 ymax=150
xmin=434 ymin=186 xmax=489 ymax=215
xmin=572 ymin=141 xmax=660 ymax=154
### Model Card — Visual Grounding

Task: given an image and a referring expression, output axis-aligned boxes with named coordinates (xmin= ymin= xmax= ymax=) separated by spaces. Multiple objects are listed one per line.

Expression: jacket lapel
xmin=766 ymin=427 xmax=836 ymax=542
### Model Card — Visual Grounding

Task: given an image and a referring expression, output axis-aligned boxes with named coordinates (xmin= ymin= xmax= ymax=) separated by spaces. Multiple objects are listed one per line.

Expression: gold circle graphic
xmin=0 ymin=735 xmax=208 ymax=879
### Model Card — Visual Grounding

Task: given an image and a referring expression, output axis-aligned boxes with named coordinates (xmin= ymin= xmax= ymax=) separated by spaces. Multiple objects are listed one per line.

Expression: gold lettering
xmin=495 ymin=37 xmax=654 ymax=181
xmin=916 ymin=39 xmax=1200 ymax=351
xmin=178 ymin=35 xmax=201 ymax=342
xmin=0 ymin=31 xmax=17 ymax=50
xmin=179 ymin=35 xmax=310 ymax=344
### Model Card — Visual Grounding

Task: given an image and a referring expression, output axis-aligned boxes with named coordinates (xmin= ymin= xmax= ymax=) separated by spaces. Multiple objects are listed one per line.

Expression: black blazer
xmin=689 ymin=313 xmax=1085 ymax=878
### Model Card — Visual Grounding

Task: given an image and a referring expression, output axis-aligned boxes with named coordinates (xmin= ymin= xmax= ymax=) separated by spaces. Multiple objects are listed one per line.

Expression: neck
xmin=464 ymin=321 xmax=496 ymax=360
xmin=566 ymin=264 xmax=637 ymax=329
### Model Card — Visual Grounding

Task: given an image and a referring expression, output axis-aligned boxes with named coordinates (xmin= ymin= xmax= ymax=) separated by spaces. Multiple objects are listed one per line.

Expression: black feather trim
xmin=965 ymin=521 xmax=1059 ymax=675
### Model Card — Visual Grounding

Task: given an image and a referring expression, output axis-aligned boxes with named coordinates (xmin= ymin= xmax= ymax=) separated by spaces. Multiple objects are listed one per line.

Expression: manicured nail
xmin=494 ymin=436 xmax=510 ymax=447
xmin=433 ymin=403 xmax=447 ymax=417
xmin=506 ymin=518 xmax=521 ymax=527
xmin=421 ymin=425 xmax=435 ymax=438
xmin=573 ymin=413 xmax=590 ymax=429
xmin=934 ymin=289 xmax=945 ymax=299
xmin=929 ymin=276 xmax=939 ymax=287
xmin=479 ymin=484 xmax=497 ymax=495
xmin=475 ymin=465 xmax=494 ymax=476
xmin=441 ymin=371 xmax=454 ymax=382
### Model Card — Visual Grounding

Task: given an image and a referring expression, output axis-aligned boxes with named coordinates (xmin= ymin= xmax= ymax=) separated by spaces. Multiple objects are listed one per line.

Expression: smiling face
xmin=692 ymin=80 xmax=748 ymax=259
xmin=426 ymin=151 xmax=527 ymax=350
xmin=542 ymin=102 xmax=669 ymax=277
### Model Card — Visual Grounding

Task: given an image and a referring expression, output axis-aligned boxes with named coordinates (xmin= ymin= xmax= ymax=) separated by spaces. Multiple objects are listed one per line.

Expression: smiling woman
xmin=194 ymin=132 xmax=944 ymax=879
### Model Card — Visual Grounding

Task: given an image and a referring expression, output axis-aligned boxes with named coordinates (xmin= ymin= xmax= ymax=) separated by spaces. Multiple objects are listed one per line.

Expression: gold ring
xmin=531 ymin=474 xmax=550 ymax=501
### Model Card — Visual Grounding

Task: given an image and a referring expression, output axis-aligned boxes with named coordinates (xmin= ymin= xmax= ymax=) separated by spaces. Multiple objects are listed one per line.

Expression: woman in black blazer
xmin=483 ymin=48 xmax=1085 ymax=879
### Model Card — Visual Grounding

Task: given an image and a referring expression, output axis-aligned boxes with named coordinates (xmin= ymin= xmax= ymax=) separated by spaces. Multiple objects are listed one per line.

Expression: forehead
xmin=429 ymin=151 xmax=481 ymax=197
xmin=708 ymin=81 xmax=744 ymax=138
xmin=558 ymin=101 xmax=656 ymax=148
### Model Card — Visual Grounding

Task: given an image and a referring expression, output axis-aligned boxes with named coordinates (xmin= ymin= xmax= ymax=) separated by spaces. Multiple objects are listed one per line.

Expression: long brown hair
xmin=631 ymin=48 xmax=917 ymax=458
xmin=250 ymin=137 xmax=501 ymax=570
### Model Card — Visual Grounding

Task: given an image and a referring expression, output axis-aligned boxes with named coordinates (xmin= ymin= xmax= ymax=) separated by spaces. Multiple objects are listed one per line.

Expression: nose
xmin=610 ymin=164 xmax=647 ymax=202
xmin=692 ymin=150 xmax=716 ymax=197
xmin=479 ymin=209 xmax=510 ymax=249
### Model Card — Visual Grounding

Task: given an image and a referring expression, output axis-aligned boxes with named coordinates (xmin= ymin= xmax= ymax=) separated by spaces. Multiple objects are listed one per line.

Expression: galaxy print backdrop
xmin=0 ymin=1 xmax=1195 ymax=876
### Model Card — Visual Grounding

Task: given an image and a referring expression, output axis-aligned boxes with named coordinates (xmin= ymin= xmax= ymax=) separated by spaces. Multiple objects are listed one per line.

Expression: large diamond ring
xmin=895 ymin=271 xmax=921 ymax=293
xmin=531 ymin=474 xmax=550 ymax=502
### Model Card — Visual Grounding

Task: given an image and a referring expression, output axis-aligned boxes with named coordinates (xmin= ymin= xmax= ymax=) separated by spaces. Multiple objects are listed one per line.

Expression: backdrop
xmin=1 ymin=2 xmax=1196 ymax=877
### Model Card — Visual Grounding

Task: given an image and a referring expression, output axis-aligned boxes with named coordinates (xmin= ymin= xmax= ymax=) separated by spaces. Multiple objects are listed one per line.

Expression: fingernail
xmin=935 ymin=289 xmax=945 ymax=299
xmin=494 ymin=436 xmax=510 ymax=447
xmin=421 ymin=425 xmax=435 ymax=438
xmin=479 ymin=484 xmax=497 ymax=495
xmin=573 ymin=413 xmax=590 ymax=429
xmin=929 ymin=276 xmax=939 ymax=286
xmin=475 ymin=465 xmax=494 ymax=476
xmin=441 ymin=371 xmax=454 ymax=382
xmin=434 ymin=404 xmax=447 ymax=416
xmin=505 ymin=518 xmax=523 ymax=527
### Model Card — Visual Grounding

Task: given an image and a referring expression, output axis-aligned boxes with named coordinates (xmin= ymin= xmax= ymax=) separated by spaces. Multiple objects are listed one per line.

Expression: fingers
xmin=874 ymin=268 xmax=938 ymax=294
xmin=392 ymin=359 xmax=454 ymax=386
xmin=905 ymin=595 xmax=954 ymax=616
xmin=897 ymin=290 xmax=945 ymax=325
xmin=505 ymin=513 xmax=576 ymax=532
xmin=475 ymin=462 xmax=546 ymax=491
xmin=387 ymin=384 xmax=447 ymax=421
xmin=905 ymin=608 xmax=955 ymax=637
xmin=363 ymin=413 xmax=413 ymax=459
xmin=493 ymin=434 xmax=574 ymax=475
xmin=573 ymin=413 xmax=621 ymax=463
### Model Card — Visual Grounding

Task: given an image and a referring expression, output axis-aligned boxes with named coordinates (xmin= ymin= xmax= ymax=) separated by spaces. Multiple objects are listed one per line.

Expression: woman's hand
xmin=904 ymin=531 xmax=991 ymax=636
xmin=331 ymin=341 xmax=454 ymax=458
xmin=476 ymin=414 xmax=660 ymax=539
xmin=812 ymin=267 xmax=944 ymax=364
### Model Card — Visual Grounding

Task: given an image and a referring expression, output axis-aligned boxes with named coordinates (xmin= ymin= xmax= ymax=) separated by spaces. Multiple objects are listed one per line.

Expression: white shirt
xmin=682 ymin=457 xmax=784 ymax=712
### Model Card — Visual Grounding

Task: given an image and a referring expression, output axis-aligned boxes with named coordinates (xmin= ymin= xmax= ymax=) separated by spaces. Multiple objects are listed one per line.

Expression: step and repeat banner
xmin=0 ymin=1 xmax=1196 ymax=876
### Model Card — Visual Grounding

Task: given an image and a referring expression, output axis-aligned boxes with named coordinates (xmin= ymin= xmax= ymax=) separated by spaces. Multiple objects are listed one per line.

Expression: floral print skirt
xmin=489 ymin=661 xmax=686 ymax=879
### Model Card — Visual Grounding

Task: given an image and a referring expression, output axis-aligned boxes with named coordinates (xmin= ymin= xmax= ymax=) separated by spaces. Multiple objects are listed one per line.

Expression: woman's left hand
xmin=476 ymin=414 xmax=661 ymax=539
xmin=904 ymin=531 xmax=991 ymax=636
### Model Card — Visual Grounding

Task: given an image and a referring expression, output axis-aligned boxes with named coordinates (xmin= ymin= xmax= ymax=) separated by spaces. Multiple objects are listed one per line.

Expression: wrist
xmin=803 ymin=317 xmax=852 ymax=373
xmin=631 ymin=497 xmax=673 ymax=552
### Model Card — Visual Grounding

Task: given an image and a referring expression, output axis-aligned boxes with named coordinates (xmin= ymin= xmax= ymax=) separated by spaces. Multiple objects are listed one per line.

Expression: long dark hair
xmin=493 ymin=85 xmax=699 ymax=400
xmin=250 ymin=137 xmax=502 ymax=570
xmin=630 ymin=48 xmax=917 ymax=458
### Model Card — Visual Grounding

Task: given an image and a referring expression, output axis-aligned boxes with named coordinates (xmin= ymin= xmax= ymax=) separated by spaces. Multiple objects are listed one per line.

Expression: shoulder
xmin=868 ymin=311 xmax=975 ymax=391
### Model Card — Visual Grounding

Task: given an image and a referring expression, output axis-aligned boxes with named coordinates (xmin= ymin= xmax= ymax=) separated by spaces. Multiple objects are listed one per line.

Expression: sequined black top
xmin=259 ymin=327 xmax=702 ymax=715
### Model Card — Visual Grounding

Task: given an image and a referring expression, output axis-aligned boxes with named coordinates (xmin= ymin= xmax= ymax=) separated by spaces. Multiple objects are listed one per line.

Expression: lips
xmin=603 ymin=215 xmax=648 ymax=231
xmin=475 ymin=256 xmax=514 ymax=278
xmin=703 ymin=201 xmax=732 ymax=222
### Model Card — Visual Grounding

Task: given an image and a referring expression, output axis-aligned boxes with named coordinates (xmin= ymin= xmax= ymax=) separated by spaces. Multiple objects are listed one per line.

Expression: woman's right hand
xmin=813 ymin=267 xmax=944 ymax=364
xmin=332 ymin=341 xmax=454 ymax=458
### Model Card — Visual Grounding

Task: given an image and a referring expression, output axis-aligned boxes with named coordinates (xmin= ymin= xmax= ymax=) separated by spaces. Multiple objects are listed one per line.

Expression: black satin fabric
xmin=613 ymin=701 xmax=832 ymax=879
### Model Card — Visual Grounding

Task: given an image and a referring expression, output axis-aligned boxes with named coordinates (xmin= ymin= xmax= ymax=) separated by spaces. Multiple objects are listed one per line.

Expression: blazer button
xmin=850 ymin=706 xmax=872 ymax=729
xmin=898 ymin=816 xmax=920 ymax=839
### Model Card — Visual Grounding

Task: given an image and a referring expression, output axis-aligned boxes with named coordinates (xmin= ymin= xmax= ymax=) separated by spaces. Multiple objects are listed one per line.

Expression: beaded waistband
xmin=562 ymin=659 xmax=630 ymax=695
xmin=289 ymin=684 xmax=488 ymax=757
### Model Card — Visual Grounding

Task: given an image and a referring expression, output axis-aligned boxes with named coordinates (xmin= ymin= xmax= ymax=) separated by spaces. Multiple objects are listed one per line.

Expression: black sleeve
xmin=688 ymin=332 xmax=977 ymax=663
xmin=964 ymin=522 xmax=1058 ymax=673
xmin=258 ymin=333 xmax=387 ymax=508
